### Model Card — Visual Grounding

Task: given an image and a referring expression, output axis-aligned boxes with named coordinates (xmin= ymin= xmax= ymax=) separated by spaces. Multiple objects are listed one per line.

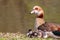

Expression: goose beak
xmin=31 ymin=10 xmax=35 ymax=14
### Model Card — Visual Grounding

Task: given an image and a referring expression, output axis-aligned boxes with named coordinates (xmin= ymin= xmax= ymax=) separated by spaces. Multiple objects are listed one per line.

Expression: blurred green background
xmin=0 ymin=0 xmax=60 ymax=33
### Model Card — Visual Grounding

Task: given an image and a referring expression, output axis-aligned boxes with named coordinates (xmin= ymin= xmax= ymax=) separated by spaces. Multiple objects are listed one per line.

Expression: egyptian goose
xmin=30 ymin=6 xmax=60 ymax=38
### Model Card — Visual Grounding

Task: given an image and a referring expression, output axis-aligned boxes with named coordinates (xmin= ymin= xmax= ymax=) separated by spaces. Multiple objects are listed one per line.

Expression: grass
xmin=0 ymin=32 xmax=60 ymax=40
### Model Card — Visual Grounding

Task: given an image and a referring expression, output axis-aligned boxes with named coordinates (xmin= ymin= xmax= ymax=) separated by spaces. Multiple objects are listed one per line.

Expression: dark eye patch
xmin=35 ymin=8 xmax=38 ymax=10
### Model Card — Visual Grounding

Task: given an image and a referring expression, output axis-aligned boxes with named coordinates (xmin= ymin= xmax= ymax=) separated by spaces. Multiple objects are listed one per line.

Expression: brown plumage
xmin=38 ymin=22 xmax=60 ymax=31
xmin=37 ymin=13 xmax=43 ymax=18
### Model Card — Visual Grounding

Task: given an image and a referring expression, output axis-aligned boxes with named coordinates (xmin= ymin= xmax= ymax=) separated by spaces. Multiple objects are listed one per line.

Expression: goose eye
xmin=35 ymin=8 xmax=38 ymax=10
